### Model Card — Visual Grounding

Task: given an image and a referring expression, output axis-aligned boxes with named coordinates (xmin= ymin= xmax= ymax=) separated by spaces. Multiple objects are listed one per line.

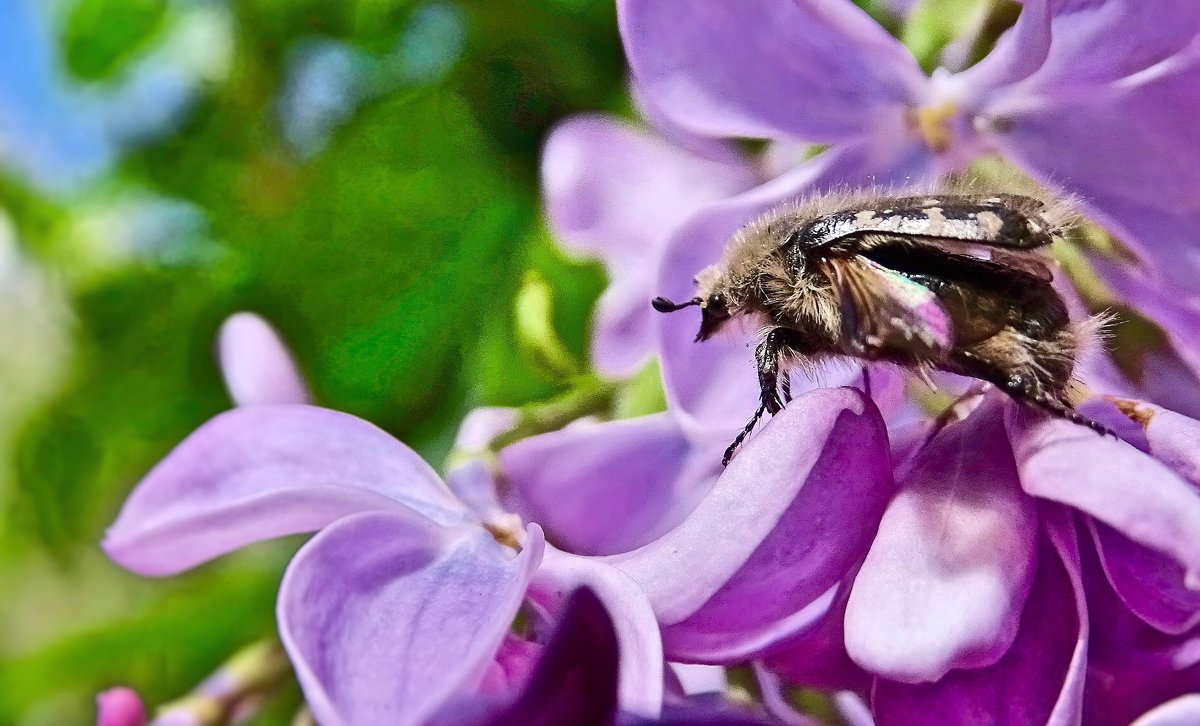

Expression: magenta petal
xmin=759 ymin=576 xmax=871 ymax=692
xmin=528 ymin=547 xmax=664 ymax=717
xmin=656 ymin=143 xmax=934 ymax=440
xmin=96 ymin=687 xmax=145 ymax=726
xmin=1133 ymin=696 xmax=1200 ymax=726
xmin=610 ymin=388 xmax=893 ymax=661
xmin=217 ymin=313 xmax=310 ymax=406
xmin=103 ymin=406 xmax=470 ymax=575
xmin=872 ymin=506 xmax=1088 ymax=726
xmin=617 ymin=0 xmax=927 ymax=141
xmin=278 ymin=513 xmax=545 ymax=726
xmin=845 ymin=396 xmax=1037 ymax=682
xmin=1008 ymin=403 xmax=1200 ymax=591
xmin=1090 ymin=520 xmax=1200 ymax=634
xmin=493 ymin=587 xmax=620 ymax=726
xmin=500 ymin=413 xmax=712 ymax=555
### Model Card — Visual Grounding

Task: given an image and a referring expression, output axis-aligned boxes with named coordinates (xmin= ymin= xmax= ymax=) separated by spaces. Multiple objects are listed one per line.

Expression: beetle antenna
xmin=652 ymin=296 xmax=702 ymax=313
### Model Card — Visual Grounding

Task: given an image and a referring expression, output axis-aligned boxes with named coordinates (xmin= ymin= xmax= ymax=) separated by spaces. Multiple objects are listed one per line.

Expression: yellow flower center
xmin=910 ymin=100 xmax=958 ymax=154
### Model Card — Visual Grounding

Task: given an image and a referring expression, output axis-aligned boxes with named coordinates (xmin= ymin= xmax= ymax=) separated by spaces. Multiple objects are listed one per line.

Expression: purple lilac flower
xmin=542 ymin=113 xmax=759 ymax=378
xmin=505 ymin=383 xmax=898 ymax=670
xmin=103 ymin=314 xmax=665 ymax=725
xmin=619 ymin=0 xmax=1200 ymax=293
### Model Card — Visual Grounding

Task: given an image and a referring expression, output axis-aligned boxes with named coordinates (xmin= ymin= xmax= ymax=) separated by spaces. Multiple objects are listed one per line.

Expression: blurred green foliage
xmin=0 ymin=0 xmax=622 ymax=721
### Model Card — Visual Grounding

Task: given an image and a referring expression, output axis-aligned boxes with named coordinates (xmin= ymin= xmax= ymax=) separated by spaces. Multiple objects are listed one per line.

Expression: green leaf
xmin=515 ymin=269 xmax=581 ymax=379
xmin=61 ymin=0 xmax=169 ymax=81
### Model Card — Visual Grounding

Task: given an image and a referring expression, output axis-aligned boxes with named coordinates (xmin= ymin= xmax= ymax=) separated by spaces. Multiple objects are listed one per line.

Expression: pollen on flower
xmin=483 ymin=514 xmax=525 ymax=550
xmin=909 ymin=101 xmax=957 ymax=153
xmin=1107 ymin=396 xmax=1157 ymax=428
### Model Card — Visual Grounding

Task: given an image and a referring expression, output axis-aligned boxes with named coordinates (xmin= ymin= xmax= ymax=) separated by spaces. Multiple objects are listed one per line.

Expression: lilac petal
xmin=96 ymin=687 xmax=145 ymax=726
xmin=1090 ymin=519 xmax=1200 ymax=634
xmin=454 ymin=407 xmax=518 ymax=451
xmin=1095 ymin=261 xmax=1200 ymax=382
xmin=541 ymin=116 xmax=756 ymax=377
xmin=609 ymin=388 xmax=894 ymax=661
xmin=990 ymin=49 xmax=1200 ymax=293
xmin=527 ymin=548 xmax=663 ymax=718
xmin=277 ymin=513 xmax=544 ymax=726
xmin=447 ymin=407 xmax=517 ymax=521
xmin=1081 ymin=546 xmax=1200 ymax=726
xmin=103 ymin=405 xmax=470 ymax=575
xmin=491 ymin=588 xmax=620 ymax=726
xmin=1133 ymin=696 xmax=1200 ymax=726
xmin=217 ymin=313 xmax=310 ymax=406
xmin=656 ymin=143 xmax=934 ymax=440
xmin=872 ymin=505 xmax=1088 ymax=726
xmin=845 ymin=396 xmax=1038 ymax=682
xmin=668 ymin=664 xmax=727 ymax=697
xmin=759 ymin=576 xmax=871 ymax=692
xmin=958 ymin=0 xmax=1052 ymax=91
xmin=500 ymin=413 xmax=713 ymax=556
xmin=1024 ymin=1 xmax=1200 ymax=87
xmin=1007 ymin=402 xmax=1200 ymax=591
xmin=477 ymin=636 xmax=542 ymax=697
xmin=591 ymin=275 xmax=659 ymax=377
xmin=617 ymin=0 xmax=927 ymax=141
xmin=1138 ymin=403 xmax=1200 ymax=487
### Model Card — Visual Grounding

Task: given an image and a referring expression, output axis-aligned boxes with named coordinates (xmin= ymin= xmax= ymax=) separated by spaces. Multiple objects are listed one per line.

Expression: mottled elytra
xmin=652 ymin=188 xmax=1111 ymax=465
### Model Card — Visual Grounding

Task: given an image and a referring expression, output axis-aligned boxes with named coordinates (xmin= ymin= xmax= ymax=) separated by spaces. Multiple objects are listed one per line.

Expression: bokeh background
xmin=0 ymin=0 xmax=954 ymax=722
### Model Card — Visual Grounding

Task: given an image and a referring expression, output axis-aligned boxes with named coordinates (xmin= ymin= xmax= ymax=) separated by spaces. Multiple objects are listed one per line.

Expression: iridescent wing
xmin=825 ymin=255 xmax=955 ymax=361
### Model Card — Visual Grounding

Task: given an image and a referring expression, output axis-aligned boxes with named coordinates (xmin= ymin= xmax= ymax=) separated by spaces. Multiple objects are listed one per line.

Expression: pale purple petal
xmin=500 ymin=413 xmax=714 ymax=555
xmin=1081 ymin=400 xmax=1200 ymax=632
xmin=618 ymin=0 xmax=927 ymax=141
xmin=656 ymin=143 xmax=934 ymax=441
xmin=104 ymin=406 xmax=470 ymax=575
xmin=1138 ymin=403 xmax=1200 ymax=487
xmin=528 ymin=547 xmax=664 ymax=717
xmin=447 ymin=407 xmax=517 ymax=521
xmin=277 ymin=513 xmax=544 ymax=726
xmin=609 ymin=388 xmax=894 ymax=661
xmin=989 ymin=47 xmax=1200 ymax=293
xmin=1008 ymin=402 xmax=1200 ymax=590
xmin=1090 ymin=519 xmax=1200 ymax=634
xmin=1095 ymin=261 xmax=1200 ymax=382
xmin=592 ymin=275 xmax=660 ymax=377
xmin=872 ymin=505 xmax=1088 ymax=725
xmin=759 ymin=576 xmax=871 ymax=692
xmin=668 ymin=664 xmax=727 ymax=696
xmin=1133 ymin=696 xmax=1200 ymax=726
xmin=541 ymin=116 xmax=756 ymax=377
xmin=542 ymin=116 xmax=754 ymax=261
xmin=96 ymin=687 xmax=146 ymax=726
xmin=453 ymin=407 xmax=518 ymax=452
xmin=958 ymin=0 xmax=1052 ymax=91
xmin=845 ymin=395 xmax=1038 ymax=682
xmin=1021 ymin=1 xmax=1200 ymax=87
xmin=217 ymin=313 xmax=310 ymax=406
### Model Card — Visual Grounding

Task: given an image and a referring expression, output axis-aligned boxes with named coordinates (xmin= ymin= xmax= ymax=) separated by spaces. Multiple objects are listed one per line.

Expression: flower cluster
xmin=99 ymin=2 xmax=1200 ymax=725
